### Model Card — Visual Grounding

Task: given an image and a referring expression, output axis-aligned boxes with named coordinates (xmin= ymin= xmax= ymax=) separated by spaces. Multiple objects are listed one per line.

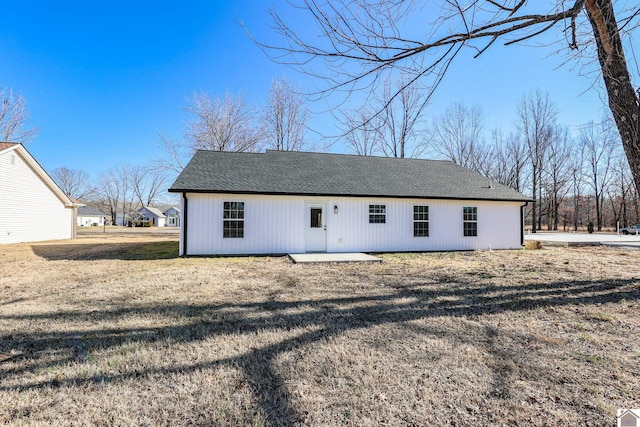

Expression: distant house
xmin=137 ymin=206 xmax=166 ymax=227
xmin=163 ymin=206 xmax=180 ymax=227
xmin=169 ymin=150 xmax=531 ymax=256
xmin=0 ymin=143 xmax=80 ymax=244
xmin=77 ymin=206 xmax=105 ymax=227
xmin=115 ymin=213 xmax=130 ymax=226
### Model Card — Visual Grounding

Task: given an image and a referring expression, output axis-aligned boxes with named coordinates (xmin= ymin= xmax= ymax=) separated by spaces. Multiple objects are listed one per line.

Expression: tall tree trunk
xmin=553 ymin=192 xmax=560 ymax=231
xmin=531 ymin=166 xmax=538 ymax=233
xmin=595 ymin=191 xmax=602 ymax=231
xmin=585 ymin=0 xmax=640 ymax=194
xmin=537 ymin=170 xmax=544 ymax=231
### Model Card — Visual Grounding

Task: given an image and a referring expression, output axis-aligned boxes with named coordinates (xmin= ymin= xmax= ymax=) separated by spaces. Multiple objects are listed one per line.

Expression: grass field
xmin=1 ymin=233 xmax=639 ymax=426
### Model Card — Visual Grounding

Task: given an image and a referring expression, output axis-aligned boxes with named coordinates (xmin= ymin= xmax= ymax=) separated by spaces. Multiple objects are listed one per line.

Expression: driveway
xmin=78 ymin=226 xmax=179 ymax=236
xmin=525 ymin=231 xmax=640 ymax=248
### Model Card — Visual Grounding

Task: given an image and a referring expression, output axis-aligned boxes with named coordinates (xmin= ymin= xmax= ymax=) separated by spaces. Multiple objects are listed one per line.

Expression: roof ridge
xmin=193 ymin=148 xmax=457 ymax=165
xmin=237 ymin=149 xmax=456 ymax=164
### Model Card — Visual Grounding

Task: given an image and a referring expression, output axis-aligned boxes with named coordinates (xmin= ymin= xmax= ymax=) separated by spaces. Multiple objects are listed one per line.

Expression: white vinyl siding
xmin=180 ymin=193 xmax=523 ymax=255
xmin=0 ymin=150 xmax=74 ymax=244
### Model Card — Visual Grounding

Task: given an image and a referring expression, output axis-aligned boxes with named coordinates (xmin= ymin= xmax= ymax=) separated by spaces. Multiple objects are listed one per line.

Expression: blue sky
xmin=1 ymin=1 xmax=610 ymax=181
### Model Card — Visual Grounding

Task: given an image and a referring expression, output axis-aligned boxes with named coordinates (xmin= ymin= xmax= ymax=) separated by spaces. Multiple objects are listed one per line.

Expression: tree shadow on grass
xmin=1 ymin=275 xmax=638 ymax=425
xmin=30 ymin=241 xmax=179 ymax=261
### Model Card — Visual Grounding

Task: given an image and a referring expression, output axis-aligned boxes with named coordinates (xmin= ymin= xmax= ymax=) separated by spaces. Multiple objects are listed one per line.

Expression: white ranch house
xmin=0 ymin=143 xmax=79 ymax=244
xmin=163 ymin=206 xmax=180 ymax=227
xmin=77 ymin=206 xmax=105 ymax=227
xmin=169 ymin=150 xmax=531 ymax=256
xmin=137 ymin=206 xmax=166 ymax=227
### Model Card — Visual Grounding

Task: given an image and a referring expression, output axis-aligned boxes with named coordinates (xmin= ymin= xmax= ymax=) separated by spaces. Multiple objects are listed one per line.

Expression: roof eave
xmin=168 ymin=188 xmax=532 ymax=203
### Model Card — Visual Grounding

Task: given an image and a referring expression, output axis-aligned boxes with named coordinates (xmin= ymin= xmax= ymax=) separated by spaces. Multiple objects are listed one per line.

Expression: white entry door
xmin=305 ymin=203 xmax=327 ymax=252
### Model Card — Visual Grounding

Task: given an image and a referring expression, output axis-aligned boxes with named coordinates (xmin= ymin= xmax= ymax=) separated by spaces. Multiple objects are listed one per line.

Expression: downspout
xmin=72 ymin=205 xmax=78 ymax=239
xmin=182 ymin=192 xmax=188 ymax=256
xmin=520 ymin=202 xmax=528 ymax=246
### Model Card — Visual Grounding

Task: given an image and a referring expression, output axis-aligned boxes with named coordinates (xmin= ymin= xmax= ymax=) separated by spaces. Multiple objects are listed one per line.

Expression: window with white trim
xmin=223 ymin=201 xmax=244 ymax=238
xmin=369 ymin=204 xmax=386 ymax=223
xmin=463 ymin=206 xmax=477 ymax=237
xmin=413 ymin=205 xmax=429 ymax=237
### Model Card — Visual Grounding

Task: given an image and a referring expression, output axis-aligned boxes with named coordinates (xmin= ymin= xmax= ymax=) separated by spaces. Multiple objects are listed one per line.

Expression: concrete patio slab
xmin=289 ymin=252 xmax=382 ymax=263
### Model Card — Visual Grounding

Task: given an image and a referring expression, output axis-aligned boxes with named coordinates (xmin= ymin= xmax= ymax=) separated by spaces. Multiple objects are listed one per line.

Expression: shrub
xmin=525 ymin=240 xmax=543 ymax=250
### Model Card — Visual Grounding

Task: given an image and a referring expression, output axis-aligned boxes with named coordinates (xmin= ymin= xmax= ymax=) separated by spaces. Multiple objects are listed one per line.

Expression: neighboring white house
xmin=0 ymin=142 xmax=79 ymax=244
xmin=169 ymin=150 xmax=532 ymax=256
xmin=137 ymin=206 xmax=166 ymax=227
xmin=77 ymin=206 xmax=105 ymax=227
xmin=115 ymin=213 xmax=130 ymax=227
xmin=163 ymin=206 xmax=180 ymax=227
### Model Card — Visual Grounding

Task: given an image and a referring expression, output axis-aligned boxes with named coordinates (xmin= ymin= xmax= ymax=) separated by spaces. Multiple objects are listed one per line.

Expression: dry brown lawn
xmin=1 ymin=233 xmax=639 ymax=426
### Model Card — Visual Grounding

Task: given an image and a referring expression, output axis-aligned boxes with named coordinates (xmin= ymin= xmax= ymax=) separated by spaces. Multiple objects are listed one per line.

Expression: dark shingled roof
xmin=0 ymin=142 xmax=18 ymax=152
xmin=78 ymin=206 xmax=106 ymax=217
xmin=169 ymin=150 xmax=531 ymax=202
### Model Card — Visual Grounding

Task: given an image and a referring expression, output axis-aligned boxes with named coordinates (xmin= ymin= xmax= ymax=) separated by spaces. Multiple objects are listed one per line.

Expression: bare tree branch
xmin=0 ymin=87 xmax=38 ymax=143
xmin=51 ymin=167 xmax=95 ymax=201
xmin=184 ymin=92 xmax=262 ymax=153
xmin=264 ymin=77 xmax=310 ymax=151
xmin=431 ymin=101 xmax=485 ymax=168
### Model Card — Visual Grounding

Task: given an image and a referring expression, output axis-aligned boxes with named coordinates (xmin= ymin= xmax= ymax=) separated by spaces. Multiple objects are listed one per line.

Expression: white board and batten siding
xmin=180 ymin=193 xmax=524 ymax=255
xmin=0 ymin=148 xmax=74 ymax=244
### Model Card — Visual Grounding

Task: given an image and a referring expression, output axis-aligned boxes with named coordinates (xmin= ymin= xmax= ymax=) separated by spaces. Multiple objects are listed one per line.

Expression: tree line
xmin=157 ymin=79 xmax=636 ymax=233
xmin=340 ymin=84 xmax=635 ymax=232
xmin=3 ymin=79 xmax=638 ymax=232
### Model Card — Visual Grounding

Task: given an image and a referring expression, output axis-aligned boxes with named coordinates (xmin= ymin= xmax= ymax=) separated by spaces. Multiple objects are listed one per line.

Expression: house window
xmin=223 ymin=201 xmax=244 ymax=238
xmin=463 ymin=206 xmax=477 ymax=237
xmin=413 ymin=205 xmax=429 ymax=237
xmin=369 ymin=204 xmax=386 ymax=223
xmin=310 ymin=208 xmax=322 ymax=228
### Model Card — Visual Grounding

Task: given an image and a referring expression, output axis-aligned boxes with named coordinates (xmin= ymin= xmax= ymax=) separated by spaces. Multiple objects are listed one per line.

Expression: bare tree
xmin=130 ymin=165 xmax=168 ymax=207
xmin=264 ymin=77 xmax=309 ymax=151
xmin=340 ymin=74 xmax=430 ymax=158
xmin=117 ymin=164 xmax=140 ymax=225
xmin=377 ymin=75 xmax=431 ymax=158
xmin=607 ymin=157 xmax=633 ymax=228
xmin=569 ymin=147 xmax=586 ymax=231
xmin=0 ymin=87 xmax=38 ymax=143
xmin=96 ymin=169 xmax=121 ymax=225
xmin=431 ymin=102 xmax=484 ymax=169
xmin=341 ymin=107 xmax=381 ymax=156
xmin=581 ymin=120 xmax=616 ymax=231
xmin=489 ymin=129 xmax=528 ymax=192
xmin=153 ymin=134 xmax=190 ymax=175
xmin=518 ymin=90 xmax=557 ymax=232
xmin=264 ymin=1 xmax=640 ymax=193
xmin=543 ymin=126 xmax=573 ymax=230
xmin=51 ymin=167 xmax=95 ymax=201
xmin=184 ymin=92 xmax=262 ymax=153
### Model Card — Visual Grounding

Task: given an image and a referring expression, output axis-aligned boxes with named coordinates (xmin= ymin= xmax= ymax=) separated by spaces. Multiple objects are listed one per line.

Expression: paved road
xmin=525 ymin=231 xmax=640 ymax=248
